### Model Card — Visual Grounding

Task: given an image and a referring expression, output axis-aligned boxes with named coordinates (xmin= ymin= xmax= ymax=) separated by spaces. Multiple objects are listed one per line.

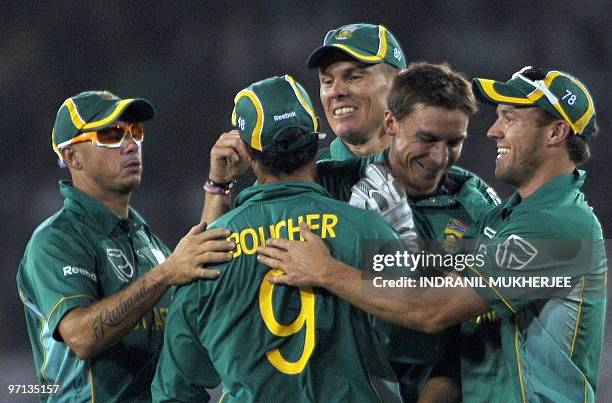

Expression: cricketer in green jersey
xmin=199 ymin=23 xmax=406 ymax=217
xmin=259 ymin=67 xmax=607 ymax=403
xmin=17 ymin=91 xmax=233 ymax=402
xmin=152 ymin=75 xmax=441 ymax=403
xmin=317 ymin=62 xmax=500 ymax=402
xmin=307 ymin=23 xmax=406 ymax=160
xmin=201 ymin=62 xmax=500 ymax=402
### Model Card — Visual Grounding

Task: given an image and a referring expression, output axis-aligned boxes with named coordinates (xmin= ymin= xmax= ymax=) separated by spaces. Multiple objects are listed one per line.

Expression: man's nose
xmin=429 ymin=142 xmax=449 ymax=167
xmin=328 ymin=78 xmax=349 ymax=98
xmin=487 ymin=118 xmax=504 ymax=140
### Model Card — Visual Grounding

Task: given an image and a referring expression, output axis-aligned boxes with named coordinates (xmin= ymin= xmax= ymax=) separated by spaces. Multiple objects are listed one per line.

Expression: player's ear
xmin=547 ymin=120 xmax=571 ymax=146
xmin=243 ymin=141 xmax=254 ymax=163
xmin=384 ymin=110 xmax=398 ymax=138
xmin=60 ymin=146 xmax=83 ymax=170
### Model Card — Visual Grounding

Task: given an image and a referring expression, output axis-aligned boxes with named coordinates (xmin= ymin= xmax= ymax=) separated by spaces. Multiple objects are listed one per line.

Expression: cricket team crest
xmin=96 ymin=90 xmax=116 ymax=100
xmin=442 ymin=218 xmax=468 ymax=253
xmin=495 ymin=234 xmax=538 ymax=270
xmin=335 ymin=25 xmax=358 ymax=40
xmin=106 ymin=248 xmax=134 ymax=283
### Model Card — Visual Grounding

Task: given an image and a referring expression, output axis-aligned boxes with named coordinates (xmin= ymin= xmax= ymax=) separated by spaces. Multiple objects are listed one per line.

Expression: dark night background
xmin=1 ymin=1 xmax=610 ymax=401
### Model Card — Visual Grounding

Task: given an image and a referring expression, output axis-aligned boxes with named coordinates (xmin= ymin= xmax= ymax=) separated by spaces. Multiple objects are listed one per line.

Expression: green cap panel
xmin=231 ymin=75 xmax=323 ymax=152
xmin=52 ymin=90 xmax=155 ymax=160
xmin=307 ymin=23 xmax=406 ymax=70
xmin=473 ymin=67 xmax=596 ymax=137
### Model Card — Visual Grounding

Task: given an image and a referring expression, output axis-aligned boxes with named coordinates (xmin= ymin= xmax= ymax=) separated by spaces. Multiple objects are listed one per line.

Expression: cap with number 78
xmin=472 ymin=66 xmax=596 ymax=138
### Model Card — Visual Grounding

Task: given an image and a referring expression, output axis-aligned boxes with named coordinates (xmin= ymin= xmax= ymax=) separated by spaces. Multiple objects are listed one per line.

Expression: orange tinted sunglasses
xmin=57 ymin=123 xmax=144 ymax=149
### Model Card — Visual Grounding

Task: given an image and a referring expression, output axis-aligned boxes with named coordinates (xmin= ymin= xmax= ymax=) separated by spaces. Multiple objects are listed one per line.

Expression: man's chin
xmin=334 ymin=128 xmax=370 ymax=145
xmin=495 ymin=170 xmax=521 ymax=188
xmin=117 ymin=178 xmax=141 ymax=195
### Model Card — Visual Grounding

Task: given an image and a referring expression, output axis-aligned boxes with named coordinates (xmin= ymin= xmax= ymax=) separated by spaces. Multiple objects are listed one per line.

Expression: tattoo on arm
xmin=93 ymin=277 xmax=150 ymax=341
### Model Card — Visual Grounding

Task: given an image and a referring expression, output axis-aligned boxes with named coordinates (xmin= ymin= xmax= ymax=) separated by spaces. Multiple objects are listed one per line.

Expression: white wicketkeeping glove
xmin=349 ymin=162 xmax=420 ymax=252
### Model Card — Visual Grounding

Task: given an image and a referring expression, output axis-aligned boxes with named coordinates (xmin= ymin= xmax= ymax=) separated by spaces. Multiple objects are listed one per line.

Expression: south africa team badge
xmin=442 ymin=218 xmax=468 ymax=253
xmin=106 ymin=248 xmax=134 ymax=283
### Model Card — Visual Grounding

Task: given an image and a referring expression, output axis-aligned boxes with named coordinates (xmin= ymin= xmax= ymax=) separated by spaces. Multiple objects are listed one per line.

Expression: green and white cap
xmin=307 ymin=23 xmax=406 ymax=70
xmin=473 ymin=67 xmax=596 ymax=138
xmin=231 ymin=75 xmax=324 ymax=152
xmin=52 ymin=90 xmax=154 ymax=163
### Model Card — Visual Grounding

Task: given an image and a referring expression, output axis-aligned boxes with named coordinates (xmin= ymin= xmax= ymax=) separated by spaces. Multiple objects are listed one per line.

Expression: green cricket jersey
xmin=17 ymin=181 xmax=172 ymax=402
xmin=316 ymin=150 xmax=501 ymax=401
xmin=316 ymin=149 xmax=500 ymax=245
xmin=462 ymin=171 xmax=607 ymax=402
xmin=152 ymin=181 xmax=440 ymax=403
xmin=316 ymin=137 xmax=362 ymax=161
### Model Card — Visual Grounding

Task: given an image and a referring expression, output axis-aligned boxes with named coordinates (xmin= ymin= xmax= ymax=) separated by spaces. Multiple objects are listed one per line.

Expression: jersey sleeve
xmin=362 ymin=216 xmax=444 ymax=366
xmin=462 ymin=209 xmax=603 ymax=317
xmin=17 ymin=227 xmax=99 ymax=341
xmin=152 ymin=283 xmax=219 ymax=402
xmin=469 ymin=172 xmax=502 ymax=207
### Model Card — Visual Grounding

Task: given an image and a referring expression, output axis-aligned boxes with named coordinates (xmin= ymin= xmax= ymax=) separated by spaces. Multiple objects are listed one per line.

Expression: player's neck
xmin=72 ymin=178 xmax=132 ymax=218
xmin=256 ymin=163 xmax=316 ymax=184
xmin=343 ymin=128 xmax=390 ymax=156
xmin=518 ymin=157 xmax=575 ymax=200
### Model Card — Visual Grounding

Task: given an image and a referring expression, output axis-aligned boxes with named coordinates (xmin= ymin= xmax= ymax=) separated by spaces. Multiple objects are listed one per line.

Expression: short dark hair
xmin=387 ymin=62 xmax=478 ymax=120
xmin=248 ymin=127 xmax=318 ymax=174
xmin=535 ymin=108 xmax=596 ymax=166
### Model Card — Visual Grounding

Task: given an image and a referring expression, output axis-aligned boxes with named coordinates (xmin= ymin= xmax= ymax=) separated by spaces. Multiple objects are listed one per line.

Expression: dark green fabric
xmin=316 ymin=137 xmax=358 ymax=162
xmin=461 ymin=171 xmax=607 ymax=402
xmin=316 ymin=150 xmax=501 ymax=401
xmin=17 ymin=181 xmax=171 ymax=402
xmin=152 ymin=181 xmax=440 ymax=402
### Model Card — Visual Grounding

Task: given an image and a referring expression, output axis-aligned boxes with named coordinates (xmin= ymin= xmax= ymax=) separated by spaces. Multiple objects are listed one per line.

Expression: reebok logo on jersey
xmin=63 ymin=265 xmax=97 ymax=282
xmin=274 ymin=111 xmax=296 ymax=121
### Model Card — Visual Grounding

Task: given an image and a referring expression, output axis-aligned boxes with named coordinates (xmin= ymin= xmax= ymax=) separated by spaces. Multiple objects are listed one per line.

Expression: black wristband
xmin=204 ymin=179 xmax=235 ymax=195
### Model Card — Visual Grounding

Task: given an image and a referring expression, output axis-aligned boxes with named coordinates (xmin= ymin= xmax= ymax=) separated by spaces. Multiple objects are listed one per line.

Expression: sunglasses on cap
xmin=511 ymin=67 xmax=581 ymax=134
xmin=56 ymin=123 xmax=144 ymax=149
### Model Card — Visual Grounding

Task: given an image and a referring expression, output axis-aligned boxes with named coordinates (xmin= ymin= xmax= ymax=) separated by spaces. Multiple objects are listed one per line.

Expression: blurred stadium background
xmin=1 ymin=1 xmax=610 ymax=401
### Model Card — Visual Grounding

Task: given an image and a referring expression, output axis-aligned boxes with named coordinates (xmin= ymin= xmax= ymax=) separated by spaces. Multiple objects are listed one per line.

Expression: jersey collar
xmin=329 ymin=137 xmax=358 ymax=160
xmin=59 ymin=180 xmax=147 ymax=235
xmin=502 ymin=170 xmax=586 ymax=216
xmin=234 ymin=180 xmax=333 ymax=207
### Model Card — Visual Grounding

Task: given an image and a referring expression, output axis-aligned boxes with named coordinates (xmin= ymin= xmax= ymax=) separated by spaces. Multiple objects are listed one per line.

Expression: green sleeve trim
xmin=47 ymin=294 xmax=96 ymax=324
xmin=89 ymin=365 xmax=96 ymax=403
xmin=570 ymin=276 xmax=586 ymax=358
xmin=514 ymin=321 xmax=527 ymax=403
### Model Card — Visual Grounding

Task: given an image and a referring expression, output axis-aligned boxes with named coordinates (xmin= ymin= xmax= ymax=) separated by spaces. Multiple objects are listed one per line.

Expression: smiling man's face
xmin=319 ymin=59 xmax=395 ymax=145
xmin=386 ymin=103 xmax=468 ymax=197
xmin=486 ymin=104 xmax=547 ymax=188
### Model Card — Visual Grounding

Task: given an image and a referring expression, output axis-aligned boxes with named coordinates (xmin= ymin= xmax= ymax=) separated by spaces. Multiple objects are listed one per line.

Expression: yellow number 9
xmin=258 ymin=269 xmax=316 ymax=374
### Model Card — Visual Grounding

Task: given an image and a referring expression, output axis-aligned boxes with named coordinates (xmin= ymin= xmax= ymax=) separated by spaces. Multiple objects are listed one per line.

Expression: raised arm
xmin=58 ymin=223 xmax=234 ymax=360
xmin=201 ymin=130 xmax=250 ymax=224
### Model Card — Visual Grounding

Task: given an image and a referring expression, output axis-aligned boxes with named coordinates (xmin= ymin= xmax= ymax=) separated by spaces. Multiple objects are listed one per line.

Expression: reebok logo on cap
xmin=274 ymin=111 xmax=297 ymax=122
